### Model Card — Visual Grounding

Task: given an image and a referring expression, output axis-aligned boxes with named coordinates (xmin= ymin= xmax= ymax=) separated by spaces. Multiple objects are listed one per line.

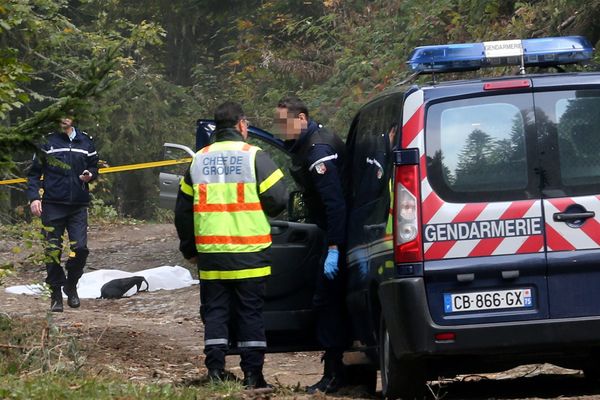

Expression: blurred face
xmin=274 ymin=107 xmax=306 ymax=140
xmin=60 ymin=118 xmax=73 ymax=134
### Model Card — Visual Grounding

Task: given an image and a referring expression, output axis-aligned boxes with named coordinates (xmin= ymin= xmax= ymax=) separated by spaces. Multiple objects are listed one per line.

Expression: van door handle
xmin=270 ymin=225 xmax=286 ymax=235
xmin=553 ymin=211 xmax=595 ymax=222
xmin=457 ymin=273 xmax=474 ymax=282
xmin=501 ymin=270 xmax=519 ymax=280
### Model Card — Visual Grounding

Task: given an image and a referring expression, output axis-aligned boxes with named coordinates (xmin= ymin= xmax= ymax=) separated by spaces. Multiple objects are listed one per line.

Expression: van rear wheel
xmin=379 ymin=317 xmax=426 ymax=399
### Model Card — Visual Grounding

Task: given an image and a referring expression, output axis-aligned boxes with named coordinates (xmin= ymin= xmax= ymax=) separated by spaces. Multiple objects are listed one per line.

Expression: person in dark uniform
xmin=26 ymin=116 xmax=99 ymax=312
xmin=195 ymin=119 xmax=214 ymax=151
xmin=175 ymin=101 xmax=288 ymax=389
xmin=274 ymin=96 xmax=348 ymax=394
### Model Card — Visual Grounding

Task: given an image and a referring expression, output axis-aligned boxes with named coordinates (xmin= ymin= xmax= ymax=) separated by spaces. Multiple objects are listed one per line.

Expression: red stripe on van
xmin=424 ymin=241 xmax=456 ymax=259
xmin=547 ymin=197 xmax=574 ymax=210
xmin=545 ymin=224 xmax=576 ymax=251
xmin=468 ymin=238 xmax=504 ymax=257
xmin=402 ymin=104 xmax=424 ymax=148
xmin=420 ymin=154 xmax=427 ymax=179
xmin=424 ymin=203 xmax=486 ymax=260
xmin=516 ymin=235 xmax=544 ymax=253
xmin=546 ymin=197 xmax=600 ymax=248
xmin=452 ymin=203 xmax=487 ymax=223
xmin=501 ymin=200 xmax=536 ymax=219
xmin=421 ymin=192 xmax=444 ymax=224
xmin=580 ymin=218 xmax=600 ymax=245
xmin=468 ymin=200 xmax=537 ymax=257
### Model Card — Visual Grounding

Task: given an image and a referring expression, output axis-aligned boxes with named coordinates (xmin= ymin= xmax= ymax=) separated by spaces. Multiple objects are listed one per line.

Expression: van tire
xmin=379 ymin=316 xmax=426 ymax=399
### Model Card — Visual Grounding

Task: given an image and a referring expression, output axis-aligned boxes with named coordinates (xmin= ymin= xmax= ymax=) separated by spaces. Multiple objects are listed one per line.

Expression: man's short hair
xmin=277 ymin=96 xmax=309 ymax=119
xmin=214 ymin=101 xmax=245 ymax=130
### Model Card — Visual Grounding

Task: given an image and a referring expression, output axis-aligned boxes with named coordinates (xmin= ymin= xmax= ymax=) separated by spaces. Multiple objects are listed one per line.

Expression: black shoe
xmin=306 ymin=375 xmax=344 ymax=394
xmin=307 ymin=351 xmax=345 ymax=394
xmin=243 ymin=371 xmax=271 ymax=389
xmin=207 ymin=369 xmax=225 ymax=383
xmin=50 ymin=288 xmax=63 ymax=313
xmin=63 ymin=284 xmax=80 ymax=308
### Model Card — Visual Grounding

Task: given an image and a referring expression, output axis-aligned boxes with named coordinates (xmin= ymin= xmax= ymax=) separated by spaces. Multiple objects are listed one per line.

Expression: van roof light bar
xmin=407 ymin=36 xmax=593 ymax=74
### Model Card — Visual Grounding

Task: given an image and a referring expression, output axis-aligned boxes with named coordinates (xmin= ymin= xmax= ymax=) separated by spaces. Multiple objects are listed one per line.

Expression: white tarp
xmin=4 ymin=265 xmax=198 ymax=299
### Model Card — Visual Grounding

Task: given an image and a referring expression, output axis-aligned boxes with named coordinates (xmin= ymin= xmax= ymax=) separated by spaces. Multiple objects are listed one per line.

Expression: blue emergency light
xmin=407 ymin=36 xmax=594 ymax=73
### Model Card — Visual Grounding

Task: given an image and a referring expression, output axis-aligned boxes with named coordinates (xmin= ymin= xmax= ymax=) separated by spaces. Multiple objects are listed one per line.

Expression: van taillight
xmin=394 ymin=163 xmax=423 ymax=263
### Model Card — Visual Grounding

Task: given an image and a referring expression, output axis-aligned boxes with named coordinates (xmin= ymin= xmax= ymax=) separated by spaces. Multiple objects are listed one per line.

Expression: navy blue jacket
xmin=26 ymin=129 xmax=99 ymax=205
xmin=289 ymin=120 xmax=346 ymax=246
xmin=195 ymin=120 xmax=214 ymax=151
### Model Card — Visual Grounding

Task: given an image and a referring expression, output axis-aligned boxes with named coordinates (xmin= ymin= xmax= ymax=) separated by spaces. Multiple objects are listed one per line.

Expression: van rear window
xmin=426 ymin=94 xmax=536 ymax=202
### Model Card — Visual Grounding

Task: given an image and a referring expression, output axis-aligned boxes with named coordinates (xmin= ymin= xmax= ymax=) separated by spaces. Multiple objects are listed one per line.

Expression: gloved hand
xmin=357 ymin=248 xmax=368 ymax=279
xmin=324 ymin=248 xmax=339 ymax=280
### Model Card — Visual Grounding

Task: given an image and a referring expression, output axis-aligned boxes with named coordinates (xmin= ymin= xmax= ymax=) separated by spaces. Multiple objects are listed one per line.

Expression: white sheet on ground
xmin=4 ymin=265 xmax=199 ymax=299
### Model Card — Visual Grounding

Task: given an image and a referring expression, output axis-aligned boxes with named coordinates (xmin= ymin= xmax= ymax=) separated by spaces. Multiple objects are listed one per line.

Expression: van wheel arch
xmin=379 ymin=314 xmax=427 ymax=399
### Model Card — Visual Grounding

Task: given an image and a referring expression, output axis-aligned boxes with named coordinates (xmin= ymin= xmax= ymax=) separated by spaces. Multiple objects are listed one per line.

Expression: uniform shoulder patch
xmin=315 ymin=162 xmax=327 ymax=174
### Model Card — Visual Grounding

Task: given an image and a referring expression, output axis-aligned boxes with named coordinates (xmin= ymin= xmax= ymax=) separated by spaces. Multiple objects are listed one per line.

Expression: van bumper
xmin=379 ymin=277 xmax=600 ymax=360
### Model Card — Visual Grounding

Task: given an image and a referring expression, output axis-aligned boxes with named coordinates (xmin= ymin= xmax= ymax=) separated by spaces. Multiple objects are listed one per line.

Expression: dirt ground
xmin=2 ymin=223 xmax=600 ymax=399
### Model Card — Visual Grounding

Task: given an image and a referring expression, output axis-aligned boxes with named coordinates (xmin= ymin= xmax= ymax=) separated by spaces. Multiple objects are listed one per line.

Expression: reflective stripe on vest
xmin=190 ymin=141 xmax=272 ymax=254
xmin=199 ymin=266 xmax=271 ymax=280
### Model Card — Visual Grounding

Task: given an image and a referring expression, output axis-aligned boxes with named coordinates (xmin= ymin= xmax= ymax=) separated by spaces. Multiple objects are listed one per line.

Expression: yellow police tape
xmin=0 ymin=158 xmax=192 ymax=186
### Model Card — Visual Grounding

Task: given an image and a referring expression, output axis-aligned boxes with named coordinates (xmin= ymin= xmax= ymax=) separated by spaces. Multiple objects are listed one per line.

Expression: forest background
xmin=1 ymin=0 xmax=600 ymax=221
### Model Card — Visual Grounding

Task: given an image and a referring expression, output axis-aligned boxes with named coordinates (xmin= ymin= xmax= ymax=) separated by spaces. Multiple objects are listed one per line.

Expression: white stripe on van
xmin=444 ymin=239 xmax=480 ymax=259
xmin=402 ymin=90 xmax=424 ymax=126
xmin=492 ymin=236 xmax=530 ymax=255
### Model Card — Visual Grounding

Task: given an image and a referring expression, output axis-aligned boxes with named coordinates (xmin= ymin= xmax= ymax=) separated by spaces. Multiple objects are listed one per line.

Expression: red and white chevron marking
xmin=400 ymin=90 xmax=545 ymax=260
xmin=545 ymin=195 xmax=600 ymax=252
xmin=422 ymin=200 xmax=544 ymax=260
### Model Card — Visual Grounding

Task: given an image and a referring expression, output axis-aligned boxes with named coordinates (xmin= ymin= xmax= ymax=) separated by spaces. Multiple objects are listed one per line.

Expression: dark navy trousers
xmin=313 ymin=246 xmax=348 ymax=356
xmin=41 ymin=203 xmax=89 ymax=288
xmin=200 ymin=278 xmax=267 ymax=373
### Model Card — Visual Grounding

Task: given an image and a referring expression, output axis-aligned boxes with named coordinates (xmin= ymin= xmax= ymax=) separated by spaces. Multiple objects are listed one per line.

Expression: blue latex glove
xmin=357 ymin=248 xmax=368 ymax=279
xmin=324 ymin=248 xmax=339 ymax=280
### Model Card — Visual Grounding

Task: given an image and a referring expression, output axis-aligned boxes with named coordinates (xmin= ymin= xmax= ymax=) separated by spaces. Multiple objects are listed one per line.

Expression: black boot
xmin=63 ymin=283 xmax=80 ymax=308
xmin=243 ymin=370 xmax=270 ymax=389
xmin=207 ymin=368 xmax=226 ymax=383
xmin=306 ymin=352 xmax=345 ymax=394
xmin=50 ymin=287 xmax=63 ymax=312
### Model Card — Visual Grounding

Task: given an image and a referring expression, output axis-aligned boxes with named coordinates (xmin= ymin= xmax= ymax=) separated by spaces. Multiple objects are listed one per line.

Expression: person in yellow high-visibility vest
xmin=174 ymin=101 xmax=288 ymax=389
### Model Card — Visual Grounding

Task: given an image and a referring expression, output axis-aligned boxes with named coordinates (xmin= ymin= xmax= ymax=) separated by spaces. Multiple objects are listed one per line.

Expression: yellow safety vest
xmin=187 ymin=141 xmax=272 ymax=279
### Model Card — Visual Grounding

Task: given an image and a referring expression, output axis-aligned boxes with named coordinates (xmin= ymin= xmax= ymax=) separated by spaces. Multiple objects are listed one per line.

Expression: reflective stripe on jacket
xmin=26 ymin=130 xmax=99 ymax=205
xmin=175 ymin=128 xmax=289 ymax=280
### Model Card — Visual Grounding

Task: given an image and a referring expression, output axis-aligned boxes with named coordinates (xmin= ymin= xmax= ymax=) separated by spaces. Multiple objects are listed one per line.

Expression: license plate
xmin=444 ymin=288 xmax=533 ymax=313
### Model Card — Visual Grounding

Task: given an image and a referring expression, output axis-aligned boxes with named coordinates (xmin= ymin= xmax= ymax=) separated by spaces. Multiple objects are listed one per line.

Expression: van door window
xmin=535 ymin=90 xmax=600 ymax=195
xmin=345 ymin=94 xmax=401 ymax=253
xmin=427 ymin=94 xmax=537 ymax=202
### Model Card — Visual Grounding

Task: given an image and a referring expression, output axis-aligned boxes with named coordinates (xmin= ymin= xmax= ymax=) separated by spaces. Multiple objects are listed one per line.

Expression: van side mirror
xmin=288 ymin=191 xmax=309 ymax=222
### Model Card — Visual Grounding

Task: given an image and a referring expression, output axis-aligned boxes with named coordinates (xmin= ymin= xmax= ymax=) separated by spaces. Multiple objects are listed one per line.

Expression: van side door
xmin=534 ymin=83 xmax=600 ymax=318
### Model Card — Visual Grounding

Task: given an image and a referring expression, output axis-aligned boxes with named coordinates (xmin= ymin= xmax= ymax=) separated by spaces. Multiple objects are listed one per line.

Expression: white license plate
xmin=444 ymin=288 xmax=533 ymax=313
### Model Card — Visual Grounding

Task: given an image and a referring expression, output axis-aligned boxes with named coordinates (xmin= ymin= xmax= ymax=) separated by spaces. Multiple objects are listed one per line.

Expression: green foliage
xmin=0 ymin=373 xmax=245 ymax=400
xmin=0 ymin=313 xmax=239 ymax=399
xmin=0 ymin=219 xmax=48 ymax=276
xmin=0 ymin=313 xmax=83 ymax=375
xmin=88 ymin=196 xmax=119 ymax=223
xmin=3 ymin=0 xmax=600 ymax=222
